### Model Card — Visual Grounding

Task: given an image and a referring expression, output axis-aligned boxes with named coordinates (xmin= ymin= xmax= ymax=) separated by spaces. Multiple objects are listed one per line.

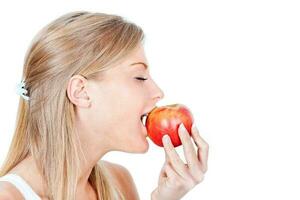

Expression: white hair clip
xmin=15 ymin=79 xmax=30 ymax=101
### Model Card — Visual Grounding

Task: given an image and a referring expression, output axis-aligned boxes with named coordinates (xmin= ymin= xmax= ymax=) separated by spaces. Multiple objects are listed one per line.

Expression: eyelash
xmin=135 ymin=77 xmax=148 ymax=81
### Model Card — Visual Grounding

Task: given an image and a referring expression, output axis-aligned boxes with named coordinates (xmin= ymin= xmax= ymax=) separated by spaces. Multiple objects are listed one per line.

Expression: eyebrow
xmin=130 ymin=62 xmax=149 ymax=70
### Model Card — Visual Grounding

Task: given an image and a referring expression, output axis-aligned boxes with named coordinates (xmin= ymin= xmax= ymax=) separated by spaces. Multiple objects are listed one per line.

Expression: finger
xmin=158 ymin=162 xmax=168 ymax=185
xmin=178 ymin=123 xmax=201 ymax=174
xmin=160 ymin=162 xmax=168 ymax=178
xmin=165 ymin=163 xmax=179 ymax=180
xmin=164 ymin=146 xmax=170 ymax=164
xmin=162 ymin=134 xmax=189 ymax=178
xmin=191 ymin=123 xmax=209 ymax=173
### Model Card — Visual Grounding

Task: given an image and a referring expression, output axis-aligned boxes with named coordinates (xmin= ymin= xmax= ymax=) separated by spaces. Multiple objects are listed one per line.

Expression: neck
xmin=76 ymin=138 xmax=109 ymax=189
xmin=75 ymin=129 xmax=112 ymax=199
xmin=74 ymin=119 xmax=113 ymax=192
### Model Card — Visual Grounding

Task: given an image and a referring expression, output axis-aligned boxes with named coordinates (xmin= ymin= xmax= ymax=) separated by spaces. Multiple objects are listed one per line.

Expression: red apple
xmin=145 ymin=104 xmax=194 ymax=147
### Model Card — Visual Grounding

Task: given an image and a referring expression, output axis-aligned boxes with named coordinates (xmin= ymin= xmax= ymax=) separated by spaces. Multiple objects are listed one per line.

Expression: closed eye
xmin=135 ymin=77 xmax=148 ymax=81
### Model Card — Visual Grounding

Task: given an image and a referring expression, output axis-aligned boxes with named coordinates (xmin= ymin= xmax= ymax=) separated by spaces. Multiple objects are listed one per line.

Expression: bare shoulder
xmin=101 ymin=160 xmax=130 ymax=178
xmin=100 ymin=160 xmax=140 ymax=200
xmin=0 ymin=181 xmax=24 ymax=200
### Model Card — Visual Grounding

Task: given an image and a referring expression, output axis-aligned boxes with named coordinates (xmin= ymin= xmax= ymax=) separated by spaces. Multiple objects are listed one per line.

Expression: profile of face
xmin=67 ymin=44 xmax=165 ymax=154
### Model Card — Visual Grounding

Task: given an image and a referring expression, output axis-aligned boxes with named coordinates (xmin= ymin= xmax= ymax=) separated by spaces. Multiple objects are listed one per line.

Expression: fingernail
xmin=163 ymin=135 xmax=170 ymax=143
xmin=179 ymin=123 xmax=186 ymax=131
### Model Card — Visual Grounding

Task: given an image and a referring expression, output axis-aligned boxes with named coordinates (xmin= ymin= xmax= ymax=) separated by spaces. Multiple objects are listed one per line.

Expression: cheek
xmin=90 ymin=92 xmax=133 ymax=124
xmin=91 ymin=81 xmax=146 ymax=131
xmin=109 ymin=94 xmax=145 ymax=134
xmin=110 ymin=82 xmax=146 ymax=112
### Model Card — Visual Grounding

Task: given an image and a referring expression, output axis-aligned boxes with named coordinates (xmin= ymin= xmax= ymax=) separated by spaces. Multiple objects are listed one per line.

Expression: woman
xmin=0 ymin=11 xmax=209 ymax=200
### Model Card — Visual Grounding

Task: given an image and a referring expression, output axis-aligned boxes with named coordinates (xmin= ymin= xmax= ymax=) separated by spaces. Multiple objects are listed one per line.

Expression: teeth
xmin=141 ymin=114 xmax=147 ymax=126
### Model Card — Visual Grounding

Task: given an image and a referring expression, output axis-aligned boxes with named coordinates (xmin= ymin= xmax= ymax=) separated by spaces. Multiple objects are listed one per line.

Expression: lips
xmin=140 ymin=106 xmax=156 ymax=126
xmin=139 ymin=114 xmax=148 ymax=137
xmin=139 ymin=106 xmax=157 ymax=136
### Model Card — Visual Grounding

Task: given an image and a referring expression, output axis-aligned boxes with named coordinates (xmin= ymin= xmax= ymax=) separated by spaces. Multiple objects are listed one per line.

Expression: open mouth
xmin=140 ymin=106 xmax=156 ymax=128
xmin=140 ymin=114 xmax=148 ymax=126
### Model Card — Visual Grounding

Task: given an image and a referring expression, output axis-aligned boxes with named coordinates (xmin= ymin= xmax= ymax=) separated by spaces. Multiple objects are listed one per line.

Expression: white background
xmin=1 ymin=0 xmax=300 ymax=199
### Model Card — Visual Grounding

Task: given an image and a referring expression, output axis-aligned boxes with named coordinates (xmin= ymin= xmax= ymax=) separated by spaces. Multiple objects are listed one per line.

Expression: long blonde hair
xmin=0 ymin=11 xmax=144 ymax=200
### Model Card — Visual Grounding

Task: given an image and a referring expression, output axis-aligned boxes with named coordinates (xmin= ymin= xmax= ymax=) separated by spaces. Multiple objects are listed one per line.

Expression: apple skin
xmin=145 ymin=104 xmax=194 ymax=147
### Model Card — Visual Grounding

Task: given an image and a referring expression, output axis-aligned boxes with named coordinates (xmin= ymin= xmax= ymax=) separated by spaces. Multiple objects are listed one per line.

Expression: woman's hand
xmin=151 ymin=123 xmax=209 ymax=200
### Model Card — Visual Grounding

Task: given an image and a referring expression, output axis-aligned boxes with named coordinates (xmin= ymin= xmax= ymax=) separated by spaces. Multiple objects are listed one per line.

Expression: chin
xmin=139 ymin=139 xmax=149 ymax=153
xmin=125 ymin=136 xmax=149 ymax=154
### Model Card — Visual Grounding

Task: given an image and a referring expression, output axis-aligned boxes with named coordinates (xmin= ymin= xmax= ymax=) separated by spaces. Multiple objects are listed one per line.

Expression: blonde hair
xmin=0 ymin=11 xmax=144 ymax=200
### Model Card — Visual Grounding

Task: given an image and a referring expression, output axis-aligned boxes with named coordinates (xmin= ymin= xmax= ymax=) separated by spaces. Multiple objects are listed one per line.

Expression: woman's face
xmin=71 ymin=44 xmax=165 ymax=153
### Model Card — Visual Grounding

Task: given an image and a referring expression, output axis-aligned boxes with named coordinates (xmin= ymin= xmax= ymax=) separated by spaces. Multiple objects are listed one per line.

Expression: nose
xmin=152 ymin=82 xmax=165 ymax=103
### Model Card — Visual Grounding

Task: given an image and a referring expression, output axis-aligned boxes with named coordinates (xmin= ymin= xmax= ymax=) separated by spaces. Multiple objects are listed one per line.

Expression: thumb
xmin=163 ymin=135 xmax=171 ymax=164
xmin=158 ymin=161 xmax=168 ymax=185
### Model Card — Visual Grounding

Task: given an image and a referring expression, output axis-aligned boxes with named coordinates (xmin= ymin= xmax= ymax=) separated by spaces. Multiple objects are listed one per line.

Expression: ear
xmin=67 ymin=75 xmax=91 ymax=108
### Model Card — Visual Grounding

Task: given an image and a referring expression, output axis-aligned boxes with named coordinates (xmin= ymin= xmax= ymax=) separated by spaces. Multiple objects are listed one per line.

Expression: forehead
xmin=120 ymin=45 xmax=149 ymax=71
xmin=94 ymin=45 xmax=149 ymax=80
